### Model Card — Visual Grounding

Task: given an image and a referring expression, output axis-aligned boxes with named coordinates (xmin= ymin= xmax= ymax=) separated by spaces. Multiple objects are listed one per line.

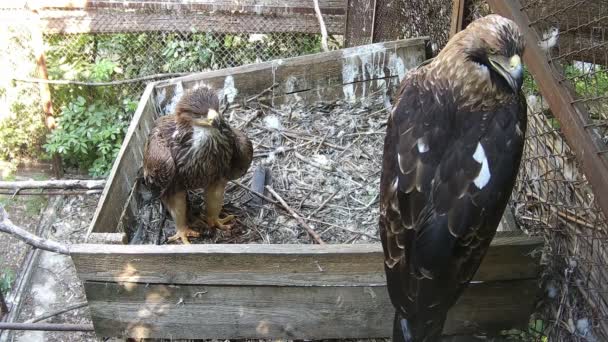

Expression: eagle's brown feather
xmin=142 ymin=87 xmax=253 ymax=244
xmin=380 ymin=15 xmax=527 ymax=341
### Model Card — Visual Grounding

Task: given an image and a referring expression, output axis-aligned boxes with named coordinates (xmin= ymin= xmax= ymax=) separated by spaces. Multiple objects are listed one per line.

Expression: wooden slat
xmin=38 ymin=10 xmax=345 ymax=35
xmin=29 ymin=0 xmax=347 ymax=14
xmin=154 ymin=38 xmax=427 ymax=115
xmin=83 ymin=278 xmax=537 ymax=339
xmin=87 ymin=83 xmax=156 ymax=235
xmin=71 ymin=233 xmax=542 ymax=286
xmin=449 ymin=0 xmax=465 ymax=38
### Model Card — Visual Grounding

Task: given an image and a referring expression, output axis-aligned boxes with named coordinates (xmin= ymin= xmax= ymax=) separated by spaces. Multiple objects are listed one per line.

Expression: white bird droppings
xmin=264 ymin=115 xmax=282 ymax=130
xmin=472 ymin=142 xmax=491 ymax=189
xmin=223 ymin=75 xmax=238 ymax=103
xmin=416 ymin=137 xmax=429 ymax=153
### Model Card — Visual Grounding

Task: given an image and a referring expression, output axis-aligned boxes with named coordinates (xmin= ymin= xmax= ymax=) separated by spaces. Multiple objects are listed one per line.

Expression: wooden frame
xmin=81 ymin=38 xmax=542 ymax=339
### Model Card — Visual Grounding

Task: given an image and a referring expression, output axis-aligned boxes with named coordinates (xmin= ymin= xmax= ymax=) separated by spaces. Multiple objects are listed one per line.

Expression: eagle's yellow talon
xmin=208 ymin=215 xmax=235 ymax=230
xmin=167 ymin=227 xmax=201 ymax=244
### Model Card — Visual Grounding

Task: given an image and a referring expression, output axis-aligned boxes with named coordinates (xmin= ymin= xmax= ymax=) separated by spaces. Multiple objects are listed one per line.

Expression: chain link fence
xmin=0 ymin=8 xmax=45 ymax=166
xmin=514 ymin=1 xmax=608 ymax=340
xmin=0 ymin=2 xmax=342 ymax=175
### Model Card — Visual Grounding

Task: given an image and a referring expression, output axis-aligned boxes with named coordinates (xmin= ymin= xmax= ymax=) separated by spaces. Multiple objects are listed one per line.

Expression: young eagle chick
xmin=143 ymin=87 xmax=253 ymax=244
xmin=379 ymin=15 xmax=526 ymax=341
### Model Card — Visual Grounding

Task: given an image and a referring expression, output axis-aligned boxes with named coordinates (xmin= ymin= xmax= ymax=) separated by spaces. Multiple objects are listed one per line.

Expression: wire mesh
xmin=511 ymin=0 xmax=608 ymax=341
xmin=0 ymin=4 xmax=338 ymax=174
xmin=0 ymin=8 xmax=45 ymax=162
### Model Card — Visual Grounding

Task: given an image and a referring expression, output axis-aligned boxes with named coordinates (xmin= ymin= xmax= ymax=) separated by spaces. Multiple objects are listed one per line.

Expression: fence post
xmin=30 ymin=9 xmax=63 ymax=178
xmin=449 ymin=0 xmax=466 ymax=38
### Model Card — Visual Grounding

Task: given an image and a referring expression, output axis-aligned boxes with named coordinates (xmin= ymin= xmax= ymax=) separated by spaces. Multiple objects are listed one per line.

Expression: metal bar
xmin=486 ymin=0 xmax=608 ymax=220
xmin=0 ymin=322 xmax=94 ymax=331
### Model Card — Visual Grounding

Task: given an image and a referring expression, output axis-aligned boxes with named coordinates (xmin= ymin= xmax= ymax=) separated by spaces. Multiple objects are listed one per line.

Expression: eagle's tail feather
xmin=393 ymin=312 xmax=414 ymax=342
xmin=393 ymin=311 xmax=445 ymax=342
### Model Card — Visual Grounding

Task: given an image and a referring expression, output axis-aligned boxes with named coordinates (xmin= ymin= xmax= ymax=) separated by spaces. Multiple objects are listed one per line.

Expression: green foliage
xmin=44 ymin=96 xmax=131 ymax=177
xmin=563 ymin=63 xmax=608 ymax=99
xmin=3 ymin=30 xmax=322 ymax=175
xmin=0 ymin=266 xmax=14 ymax=294
xmin=523 ymin=66 xmax=540 ymax=95
xmin=502 ymin=318 xmax=548 ymax=341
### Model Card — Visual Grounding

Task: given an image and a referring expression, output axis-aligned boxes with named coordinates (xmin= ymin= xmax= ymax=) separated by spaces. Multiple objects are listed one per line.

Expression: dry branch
xmin=25 ymin=302 xmax=88 ymax=323
xmin=0 ymin=179 xmax=105 ymax=190
xmin=232 ymin=180 xmax=277 ymax=205
xmin=0 ymin=206 xmax=69 ymax=255
xmin=265 ymin=186 xmax=325 ymax=244
xmin=312 ymin=0 xmax=329 ymax=52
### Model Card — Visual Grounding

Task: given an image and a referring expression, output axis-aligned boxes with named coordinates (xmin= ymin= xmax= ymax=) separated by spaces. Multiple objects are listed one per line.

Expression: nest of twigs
xmin=131 ymin=93 xmax=389 ymax=245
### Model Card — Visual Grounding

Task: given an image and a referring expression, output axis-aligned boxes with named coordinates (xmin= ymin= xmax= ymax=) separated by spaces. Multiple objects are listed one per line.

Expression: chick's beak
xmin=489 ymin=54 xmax=523 ymax=93
xmin=192 ymin=109 xmax=221 ymax=127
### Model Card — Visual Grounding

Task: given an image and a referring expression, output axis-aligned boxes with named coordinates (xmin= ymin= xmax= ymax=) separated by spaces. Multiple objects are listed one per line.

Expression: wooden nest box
xmin=78 ymin=38 xmax=542 ymax=340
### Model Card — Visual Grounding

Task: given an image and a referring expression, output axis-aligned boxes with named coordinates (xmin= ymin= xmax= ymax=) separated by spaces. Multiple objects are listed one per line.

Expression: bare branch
xmin=25 ymin=302 xmax=88 ymax=323
xmin=0 ymin=206 xmax=69 ymax=255
xmin=265 ymin=186 xmax=326 ymax=244
xmin=0 ymin=179 xmax=105 ymax=190
xmin=312 ymin=0 xmax=329 ymax=52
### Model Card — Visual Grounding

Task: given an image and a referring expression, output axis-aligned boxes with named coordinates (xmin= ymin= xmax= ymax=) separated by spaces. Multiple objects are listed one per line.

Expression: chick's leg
xmin=163 ymin=190 xmax=200 ymax=244
xmin=206 ymin=180 xmax=234 ymax=230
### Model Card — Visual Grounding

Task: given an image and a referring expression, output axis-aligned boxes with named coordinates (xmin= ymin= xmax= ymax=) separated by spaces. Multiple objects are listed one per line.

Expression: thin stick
xmin=0 ymin=206 xmax=69 ymax=255
xmin=556 ymin=210 xmax=596 ymax=229
xmin=314 ymin=131 xmax=330 ymax=154
xmin=12 ymin=72 xmax=188 ymax=87
xmin=308 ymin=190 xmax=339 ymax=218
xmin=25 ymin=302 xmax=88 ymax=323
xmin=0 ymin=179 xmax=105 ymax=190
xmin=294 ymin=152 xmax=334 ymax=172
xmin=303 ymin=217 xmax=380 ymax=241
xmin=312 ymin=0 xmax=329 ymax=52
xmin=246 ymin=83 xmax=278 ymax=103
xmin=232 ymin=181 xmax=278 ymax=205
xmin=265 ymin=186 xmax=325 ymax=244
xmin=0 ymin=322 xmax=94 ymax=331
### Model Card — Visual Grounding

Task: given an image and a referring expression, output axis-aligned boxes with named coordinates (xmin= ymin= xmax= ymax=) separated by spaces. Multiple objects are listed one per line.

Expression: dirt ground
xmin=0 ymin=174 xmax=100 ymax=342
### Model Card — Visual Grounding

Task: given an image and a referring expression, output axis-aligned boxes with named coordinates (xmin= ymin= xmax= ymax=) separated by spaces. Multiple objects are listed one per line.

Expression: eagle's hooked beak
xmin=193 ymin=109 xmax=221 ymax=127
xmin=489 ymin=54 xmax=523 ymax=93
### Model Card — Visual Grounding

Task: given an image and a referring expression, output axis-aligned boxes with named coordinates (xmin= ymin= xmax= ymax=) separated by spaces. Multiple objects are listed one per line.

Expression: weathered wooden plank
xmin=273 ymin=40 xmax=426 ymax=106
xmin=153 ymin=38 xmax=427 ymax=116
xmin=87 ymin=84 xmax=156 ymax=235
xmin=29 ymin=0 xmax=347 ymax=15
xmin=86 ymin=233 xmax=127 ymax=245
xmin=71 ymin=233 xmax=542 ymax=286
xmin=83 ymin=278 xmax=538 ymax=339
xmin=38 ymin=10 xmax=345 ymax=35
xmin=154 ymin=62 xmax=275 ymax=116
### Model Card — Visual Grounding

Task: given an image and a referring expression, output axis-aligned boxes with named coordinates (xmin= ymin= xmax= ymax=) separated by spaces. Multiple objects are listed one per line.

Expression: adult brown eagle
xmin=143 ymin=87 xmax=253 ymax=244
xmin=379 ymin=15 xmax=526 ymax=341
